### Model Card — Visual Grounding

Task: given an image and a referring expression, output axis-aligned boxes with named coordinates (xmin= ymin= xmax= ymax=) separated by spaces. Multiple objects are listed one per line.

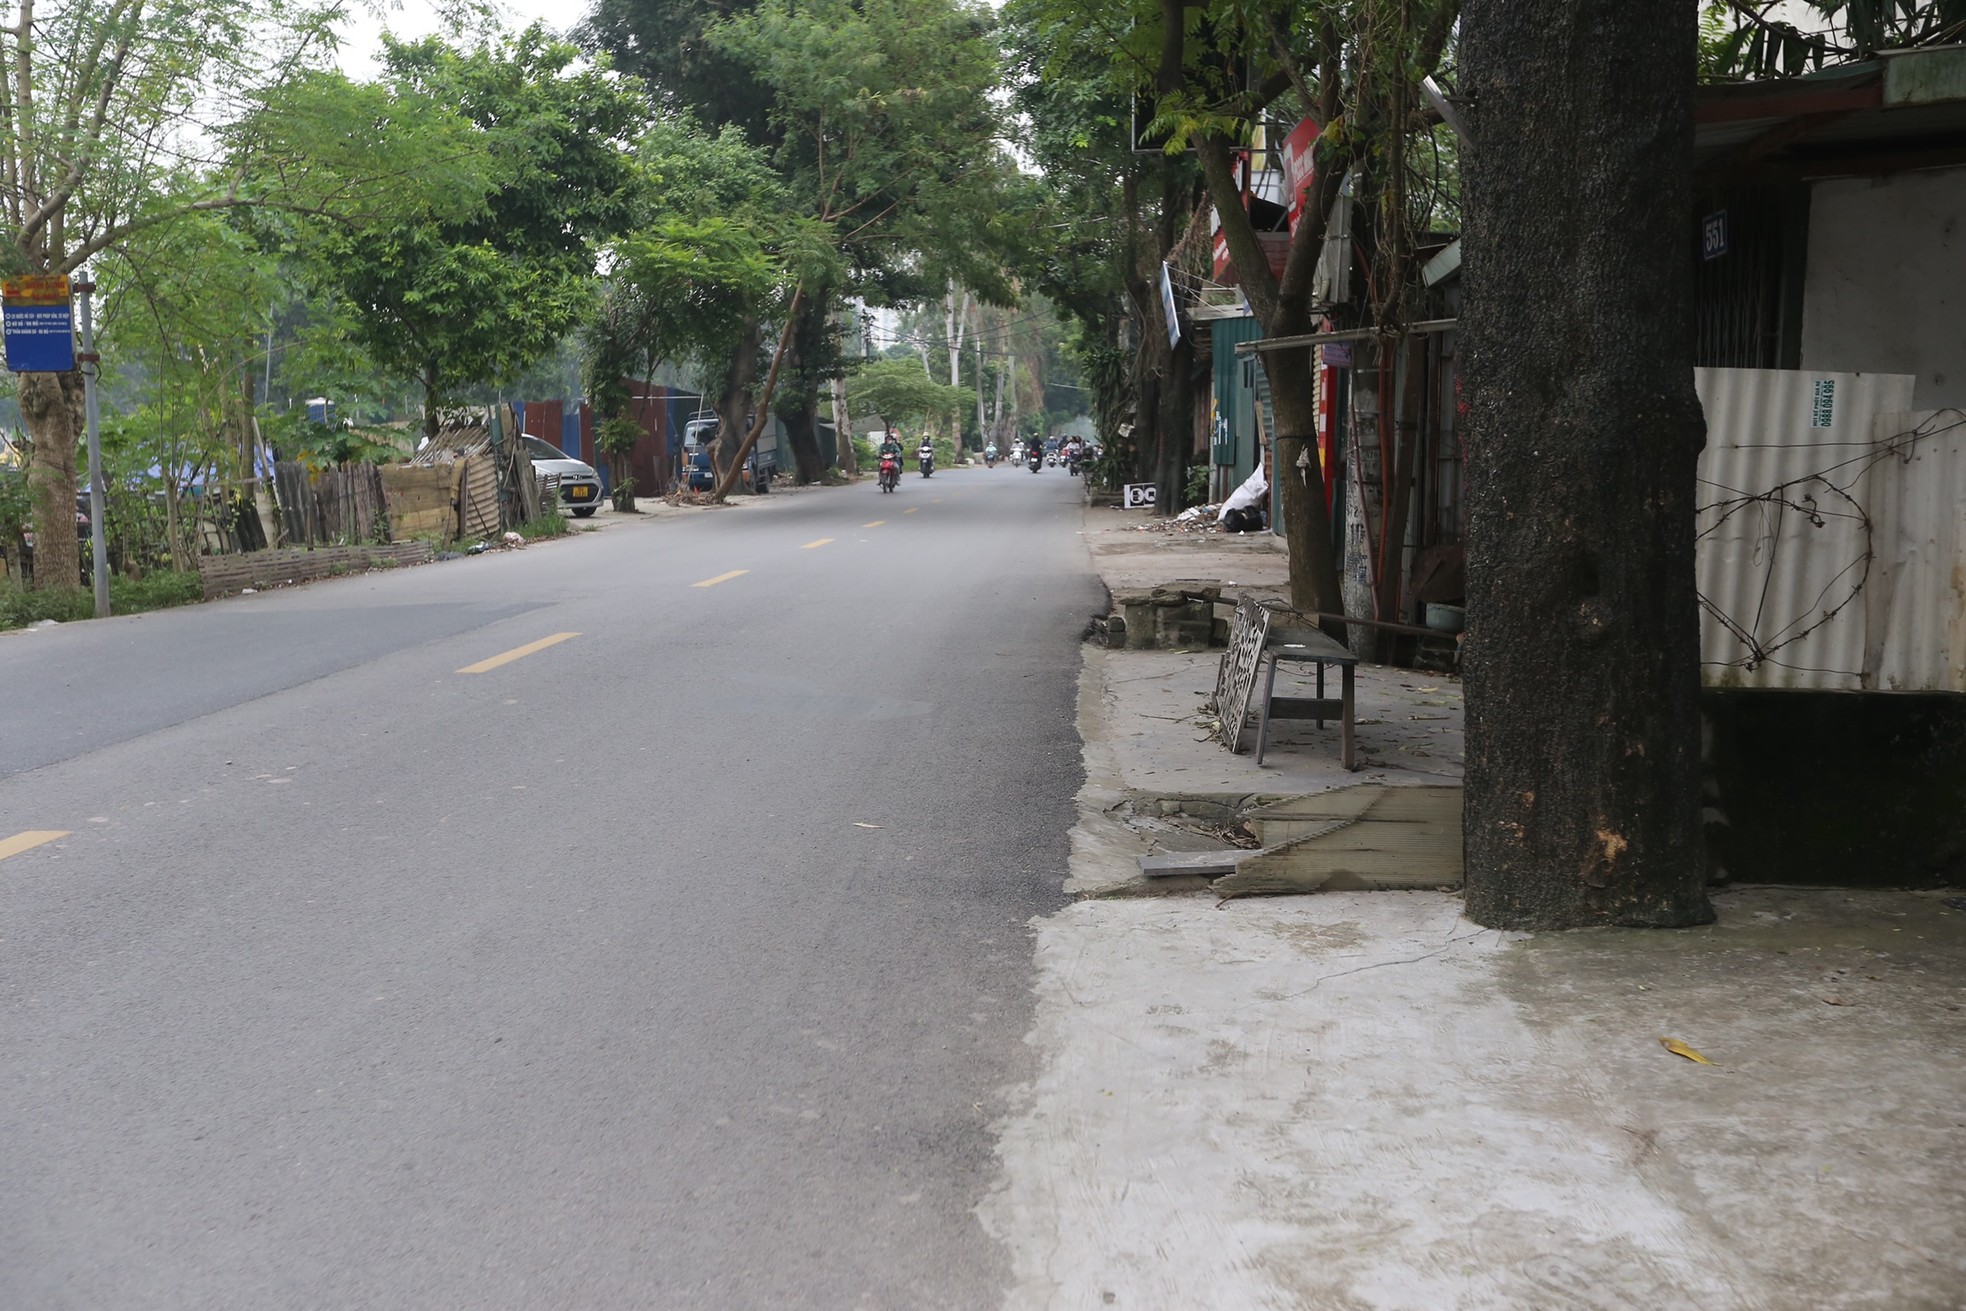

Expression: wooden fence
xmin=272 ymin=462 xmax=387 ymax=547
xmin=195 ymin=541 xmax=436 ymax=599
xmin=379 ymin=464 xmax=459 ymax=540
xmin=238 ymin=408 xmax=565 ymax=557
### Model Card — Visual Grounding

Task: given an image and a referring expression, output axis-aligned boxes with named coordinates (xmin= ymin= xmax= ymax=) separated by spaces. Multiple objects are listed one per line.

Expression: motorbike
xmin=1027 ymin=449 xmax=1043 ymax=472
xmin=984 ymin=449 xmax=997 ymax=468
xmin=918 ymin=451 xmax=934 ymax=478
xmin=878 ymin=453 xmax=901 ymax=492
xmin=1046 ymin=453 xmax=1058 ymax=467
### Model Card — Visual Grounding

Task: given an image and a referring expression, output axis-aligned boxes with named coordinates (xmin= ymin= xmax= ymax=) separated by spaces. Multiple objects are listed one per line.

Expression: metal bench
xmin=1254 ymin=627 xmax=1359 ymax=770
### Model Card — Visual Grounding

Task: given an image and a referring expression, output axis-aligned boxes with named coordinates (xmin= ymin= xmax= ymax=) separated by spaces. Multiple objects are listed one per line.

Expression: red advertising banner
xmin=1281 ymin=117 xmax=1321 ymax=233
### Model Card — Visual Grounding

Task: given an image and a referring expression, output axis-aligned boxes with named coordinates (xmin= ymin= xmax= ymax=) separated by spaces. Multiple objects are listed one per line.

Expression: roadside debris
xmin=1659 ymin=1037 xmax=1715 ymax=1065
xmin=1113 ymin=503 xmax=1225 ymax=535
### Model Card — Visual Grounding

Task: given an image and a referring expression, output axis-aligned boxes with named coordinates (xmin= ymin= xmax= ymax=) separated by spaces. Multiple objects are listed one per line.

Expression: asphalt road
xmin=0 ymin=465 xmax=1103 ymax=1309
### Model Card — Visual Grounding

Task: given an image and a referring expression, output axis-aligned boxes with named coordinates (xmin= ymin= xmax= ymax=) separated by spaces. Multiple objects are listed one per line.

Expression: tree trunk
xmin=423 ymin=368 xmax=440 ymax=445
xmin=776 ymin=394 xmax=825 ymax=484
xmin=774 ymin=292 xmax=831 ymax=484
xmin=165 ymin=476 xmax=188 ymax=572
xmin=1197 ymin=134 xmax=1348 ymax=613
xmin=17 ymin=369 xmax=84 ymax=591
xmin=1460 ymin=0 xmax=1713 ymax=930
xmin=1006 ymin=327 xmax=1023 ymax=446
xmin=1260 ymin=346 xmax=1344 ymax=615
xmin=711 ymin=289 xmax=804 ymax=503
xmin=989 ymin=357 xmax=1007 ymax=445
xmin=1156 ymin=329 xmax=1191 ymax=510
xmin=1131 ymin=360 xmax=1162 ymax=485
xmin=831 ymin=373 xmax=855 ymax=474
xmin=715 ymin=320 xmax=764 ymax=482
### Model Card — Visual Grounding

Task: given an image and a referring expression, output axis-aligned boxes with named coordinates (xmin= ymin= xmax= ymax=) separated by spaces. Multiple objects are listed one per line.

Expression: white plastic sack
xmin=1218 ymin=466 xmax=1268 ymax=519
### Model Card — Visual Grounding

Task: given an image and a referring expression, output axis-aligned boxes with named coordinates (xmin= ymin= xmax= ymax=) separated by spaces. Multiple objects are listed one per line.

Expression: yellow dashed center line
xmin=903 ymin=507 xmax=920 ymax=514
xmin=692 ymin=569 xmax=750 ymax=588
xmin=0 ymin=830 xmax=69 ymax=862
xmin=863 ymin=520 xmax=886 ymax=528
xmin=801 ymin=538 xmax=834 ymax=549
xmin=458 ymin=632 xmax=581 ymax=674
xmin=931 ymin=498 xmax=944 ymax=504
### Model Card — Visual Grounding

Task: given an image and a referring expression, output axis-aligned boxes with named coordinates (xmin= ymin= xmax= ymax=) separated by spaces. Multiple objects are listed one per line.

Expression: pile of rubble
xmin=1116 ymin=503 xmax=1223 ymax=534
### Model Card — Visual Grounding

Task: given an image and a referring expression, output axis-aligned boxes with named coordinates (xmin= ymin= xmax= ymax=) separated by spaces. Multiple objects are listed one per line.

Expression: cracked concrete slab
xmin=990 ymin=887 xmax=1966 ymax=1311
xmin=988 ymin=503 xmax=1966 ymax=1311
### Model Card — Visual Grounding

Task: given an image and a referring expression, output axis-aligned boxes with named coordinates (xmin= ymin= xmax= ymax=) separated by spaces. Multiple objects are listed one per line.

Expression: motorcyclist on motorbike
xmin=877 ymin=432 xmax=905 ymax=490
xmin=917 ymin=436 xmax=935 ymax=477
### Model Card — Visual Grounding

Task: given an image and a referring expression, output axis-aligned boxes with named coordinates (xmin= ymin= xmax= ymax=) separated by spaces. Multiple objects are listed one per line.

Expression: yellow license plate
xmin=570 ymin=486 xmax=592 ymax=499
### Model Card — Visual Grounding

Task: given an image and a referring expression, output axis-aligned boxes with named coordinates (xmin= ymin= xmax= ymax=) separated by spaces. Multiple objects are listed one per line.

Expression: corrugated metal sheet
xmin=1865 ymin=409 xmax=1966 ymax=691
xmin=1695 ymin=367 xmax=1966 ymax=692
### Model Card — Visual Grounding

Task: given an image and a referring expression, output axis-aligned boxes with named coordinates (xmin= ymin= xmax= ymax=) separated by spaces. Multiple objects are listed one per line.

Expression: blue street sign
xmin=3 ymin=275 xmax=76 ymax=372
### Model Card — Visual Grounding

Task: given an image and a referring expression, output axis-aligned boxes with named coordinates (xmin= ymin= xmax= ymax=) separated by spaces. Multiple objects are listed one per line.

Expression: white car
xmin=523 ymin=435 xmax=605 ymax=517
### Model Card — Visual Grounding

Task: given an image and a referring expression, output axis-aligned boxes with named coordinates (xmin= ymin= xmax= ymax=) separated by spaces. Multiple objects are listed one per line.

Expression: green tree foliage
xmin=848 ymin=357 xmax=973 ymax=435
xmin=588 ymin=0 xmax=1027 ymax=491
xmin=0 ymin=0 xmax=346 ymax=589
xmin=602 ymin=120 xmax=794 ymax=386
xmin=1001 ymin=0 xmax=1166 ymax=477
xmin=579 ymin=0 xmax=774 ymax=134
xmin=1012 ymin=0 xmax=1457 ymax=605
xmin=287 ymin=29 xmax=644 ymax=439
xmin=1701 ymin=0 xmax=1966 ymax=80
xmin=585 ymin=117 xmax=816 ymax=498
xmin=96 ymin=212 xmax=283 ymax=568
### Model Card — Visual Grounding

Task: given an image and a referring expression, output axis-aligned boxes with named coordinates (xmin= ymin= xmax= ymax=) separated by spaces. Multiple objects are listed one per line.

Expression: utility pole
xmin=74 ymin=279 xmax=110 ymax=618
xmin=976 ymin=332 xmax=985 ymax=446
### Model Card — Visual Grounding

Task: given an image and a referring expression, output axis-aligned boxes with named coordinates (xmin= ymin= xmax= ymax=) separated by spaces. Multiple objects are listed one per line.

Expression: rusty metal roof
xmin=1696 ymin=47 xmax=1966 ymax=180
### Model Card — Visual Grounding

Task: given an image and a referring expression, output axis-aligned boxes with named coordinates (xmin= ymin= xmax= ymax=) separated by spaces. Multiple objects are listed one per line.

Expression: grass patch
xmin=0 ymin=583 xmax=92 ymax=628
xmin=1 ymin=569 xmax=205 ymax=631
xmin=111 ymin=570 xmax=202 ymax=612
xmin=518 ymin=509 xmax=570 ymax=540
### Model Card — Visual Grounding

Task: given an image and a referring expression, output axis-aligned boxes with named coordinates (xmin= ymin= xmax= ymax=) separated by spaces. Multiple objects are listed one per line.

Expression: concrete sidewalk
xmin=986 ymin=504 xmax=1966 ymax=1310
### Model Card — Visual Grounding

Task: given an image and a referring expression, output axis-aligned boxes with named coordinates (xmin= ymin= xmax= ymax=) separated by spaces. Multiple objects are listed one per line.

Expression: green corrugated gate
xmin=1210 ymin=315 xmax=1264 ymax=486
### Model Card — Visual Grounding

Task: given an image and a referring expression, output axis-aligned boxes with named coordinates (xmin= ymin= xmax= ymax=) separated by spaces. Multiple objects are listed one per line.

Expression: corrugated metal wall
xmin=1865 ymin=409 xmax=1966 ymax=691
xmin=1696 ymin=367 xmax=1965 ymax=692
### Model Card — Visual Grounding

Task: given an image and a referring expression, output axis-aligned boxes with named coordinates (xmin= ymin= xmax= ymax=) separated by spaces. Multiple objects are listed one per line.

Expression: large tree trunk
xmin=1197 ymin=134 xmax=1347 ymax=613
xmin=774 ymin=293 xmax=831 ymax=484
xmin=1155 ymin=329 xmax=1192 ymax=510
xmin=711 ymin=290 xmax=804 ymax=503
xmin=715 ymin=320 xmax=764 ymax=482
xmin=1260 ymin=346 xmax=1345 ymax=614
xmin=1130 ymin=355 xmax=1162 ymax=485
xmin=18 ymin=370 xmax=84 ymax=591
xmin=830 ymin=373 xmax=855 ymax=474
xmin=776 ymin=394 xmax=825 ymax=484
xmin=423 ymin=368 xmax=441 ymax=445
xmin=1460 ymin=0 xmax=1713 ymax=929
xmin=989 ymin=357 xmax=1007 ymax=445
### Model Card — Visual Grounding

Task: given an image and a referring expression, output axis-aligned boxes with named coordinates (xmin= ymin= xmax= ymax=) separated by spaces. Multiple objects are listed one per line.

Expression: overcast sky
xmin=334 ymin=0 xmax=587 ymax=78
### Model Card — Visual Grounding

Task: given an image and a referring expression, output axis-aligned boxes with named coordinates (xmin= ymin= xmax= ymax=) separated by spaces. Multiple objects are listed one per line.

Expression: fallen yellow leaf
xmin=1659 ymin=1037 xmax=1714 ymax=1065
